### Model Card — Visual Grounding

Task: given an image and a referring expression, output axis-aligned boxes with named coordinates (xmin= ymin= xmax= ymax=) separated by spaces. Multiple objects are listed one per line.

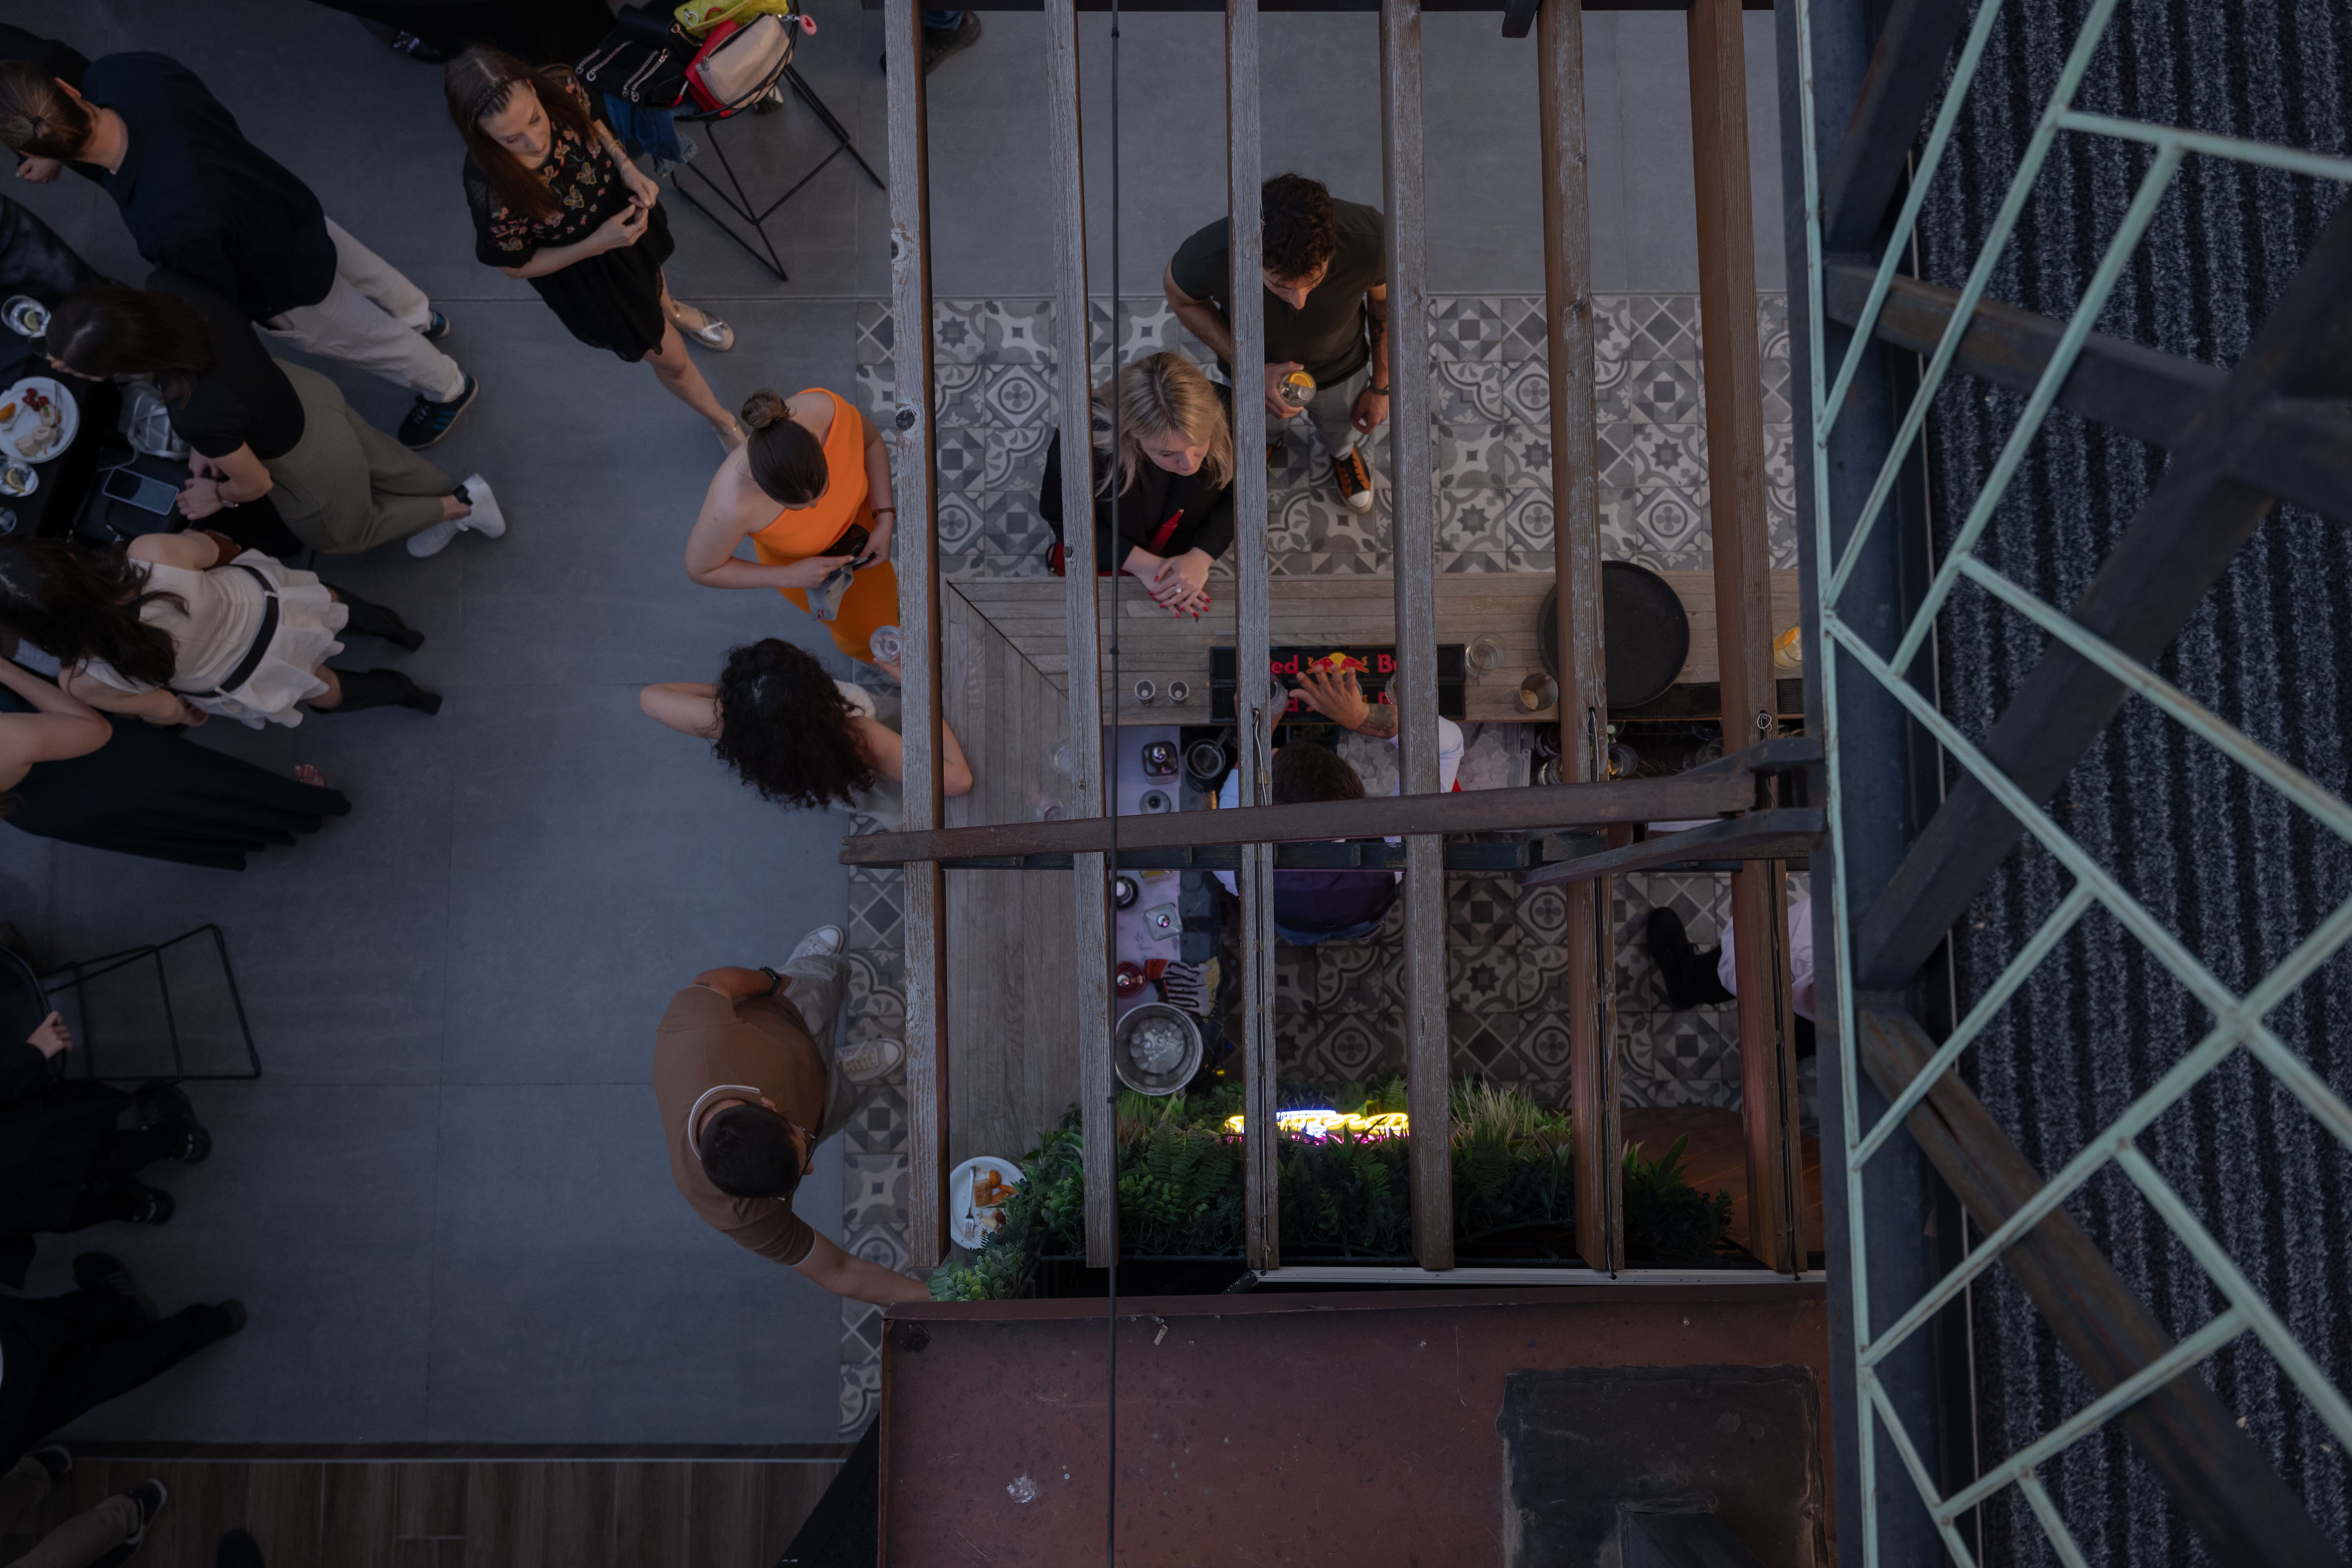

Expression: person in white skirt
xmin=0 ymin=533 xmax=438 ymax=726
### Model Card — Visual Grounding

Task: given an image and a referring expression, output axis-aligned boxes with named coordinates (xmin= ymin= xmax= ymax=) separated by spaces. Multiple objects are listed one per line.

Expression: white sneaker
xmin=456 ymin=475 xmax=506 ymax=539
xmin=404 ymin=518 xmax=461 ymax=558
xmin=790 ymin=924 xmax=846 ymax=960
xmin=839 ymin=1037 xmax=904 ymax=1085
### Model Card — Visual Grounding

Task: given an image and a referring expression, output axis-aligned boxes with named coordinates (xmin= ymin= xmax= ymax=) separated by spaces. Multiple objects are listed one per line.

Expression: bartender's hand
xmin=1294 ymin=668 xmax=1399 ymax=740
xmin=1263 ymin=360 xmax=1305 ymax=420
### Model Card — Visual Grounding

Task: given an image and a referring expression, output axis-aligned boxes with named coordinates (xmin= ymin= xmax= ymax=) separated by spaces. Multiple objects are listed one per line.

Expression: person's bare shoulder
xmin=789 ymin=389 xmax=838 ymax=442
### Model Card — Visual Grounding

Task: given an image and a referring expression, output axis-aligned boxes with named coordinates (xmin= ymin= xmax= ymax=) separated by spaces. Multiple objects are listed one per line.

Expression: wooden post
xmin=884 ymin=0 xmax=949 ymax=1268
xmin=1380 ymin=0 xmax=1452 ymax=1272
xmin=1539 ymin=0 xmax=1622 ymax=1274
xmin=1043 ymin=0 xmax=1116 ymax=1270
xmin=1227 ymin=0 xmax=1280 ymax=1273
xmin=1688 ymin=0 xmax=1803 ymax=1273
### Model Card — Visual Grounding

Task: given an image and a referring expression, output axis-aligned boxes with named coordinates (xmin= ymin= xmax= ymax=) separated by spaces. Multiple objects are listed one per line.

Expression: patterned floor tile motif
xmin=838 ymin=865 xmax=909 ymax=1437
xmin=853 ymin=292 xmax=1792 ymax=579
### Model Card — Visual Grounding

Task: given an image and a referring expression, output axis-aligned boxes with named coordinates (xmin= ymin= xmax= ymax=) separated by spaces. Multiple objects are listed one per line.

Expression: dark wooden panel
xmin=609 ymin=1461 xmax=691 ymax=1565
xmin=393 ymin=1463 xmax=470 ymax=1540
xmin=323 ymin=1459 xmax=401 ymax=1568
xmin=245 ymin=1462 xmax=328 ymax=1567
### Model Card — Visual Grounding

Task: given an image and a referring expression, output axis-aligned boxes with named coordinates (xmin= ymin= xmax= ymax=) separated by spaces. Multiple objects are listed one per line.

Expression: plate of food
xmin=948 ymin=1155 xmax=1023 ymax=1250
xmin=0 ymin=379 xmax=77 ymax=465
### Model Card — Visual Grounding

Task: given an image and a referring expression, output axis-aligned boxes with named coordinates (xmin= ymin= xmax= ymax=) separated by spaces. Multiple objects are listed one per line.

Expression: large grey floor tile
xmin=426 ymin=1084 xmax=843 ymax=1442
xmin=39 ymin=1083 xmax=440 ymax=1442
xmin=439 ymin=683 xmax=847 ymax=1085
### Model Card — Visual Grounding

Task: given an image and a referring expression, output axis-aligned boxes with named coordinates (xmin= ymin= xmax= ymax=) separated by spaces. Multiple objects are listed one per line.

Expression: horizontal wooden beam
xmin=1518 ymin=808 xmax=1823 ymax=886
xmin=1817 ymin=0 xmax=1972 ymax=252
xmin=844 ymin=769 xmax=1755 ymax=865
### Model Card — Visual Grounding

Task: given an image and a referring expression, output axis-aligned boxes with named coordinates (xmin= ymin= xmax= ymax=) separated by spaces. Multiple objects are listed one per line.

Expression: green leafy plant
xmin=929 ymin=1081 xmax=1735 ymax=1300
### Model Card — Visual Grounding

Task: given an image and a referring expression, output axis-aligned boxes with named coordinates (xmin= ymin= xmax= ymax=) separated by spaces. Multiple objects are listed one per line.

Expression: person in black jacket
xmin=0 ymin=44 xmax=477 ymax=448
xmin=0 ymin=1005 xmax=211 ymax=1290
xmin=1038 ymin=351 xmax=1235 ymax=619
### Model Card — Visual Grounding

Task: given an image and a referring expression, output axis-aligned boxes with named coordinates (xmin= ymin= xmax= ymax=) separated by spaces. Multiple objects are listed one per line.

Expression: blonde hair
xmin=1093 ymin=352 xmax=1234 ymax=497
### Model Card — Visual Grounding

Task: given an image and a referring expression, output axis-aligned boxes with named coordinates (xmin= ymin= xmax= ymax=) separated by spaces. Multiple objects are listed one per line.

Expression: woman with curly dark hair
xmin=639 ymin=638 xmax=972 ymax=817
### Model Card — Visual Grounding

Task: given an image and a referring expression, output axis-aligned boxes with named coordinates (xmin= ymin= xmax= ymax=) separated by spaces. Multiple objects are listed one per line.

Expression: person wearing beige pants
xmin=0 ymin=1452 xmax=163 ymax=1568
xmin=260 ymin=220 xmax=465 ymax=407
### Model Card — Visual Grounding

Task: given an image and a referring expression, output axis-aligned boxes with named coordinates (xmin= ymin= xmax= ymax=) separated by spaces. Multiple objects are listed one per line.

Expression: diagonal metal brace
xmin=1855 ymin=199 xmax=2352 ymax=988
xmin=1857 ymin=1004 xmax=2346 ymax=1565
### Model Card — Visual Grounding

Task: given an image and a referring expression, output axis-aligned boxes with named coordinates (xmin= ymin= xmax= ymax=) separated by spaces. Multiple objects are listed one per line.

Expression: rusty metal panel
xmin=879 ymin=1287 xmax=1833 ymax=1564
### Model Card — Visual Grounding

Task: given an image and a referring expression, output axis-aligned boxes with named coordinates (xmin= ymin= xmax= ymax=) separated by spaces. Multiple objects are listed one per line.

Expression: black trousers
xmin=1660 ymin=942 xmax=1818 ymax=1058
xmin=0 ymin=1287 xmax=229 ymax=1469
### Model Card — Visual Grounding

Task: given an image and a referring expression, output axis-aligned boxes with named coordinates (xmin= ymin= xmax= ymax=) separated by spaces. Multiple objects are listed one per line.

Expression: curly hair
xmin=712 ymin=638 xmax=879 ymax=810
xmin=1261 ymin=173 xmax=1338 ymax=283
xmin=0 ymin=539 xmax=182 ymax=689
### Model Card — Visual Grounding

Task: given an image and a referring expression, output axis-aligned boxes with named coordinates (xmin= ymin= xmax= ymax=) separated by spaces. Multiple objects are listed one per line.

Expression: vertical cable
xmin=1103 ymin=0 xmax=1123 ymax=1561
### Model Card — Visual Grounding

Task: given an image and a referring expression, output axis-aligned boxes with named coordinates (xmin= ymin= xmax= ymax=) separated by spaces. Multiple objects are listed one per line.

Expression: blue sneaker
xmin=397 ymin=374 xmax=477 ymax=449
xmin=419 ymin=308 xmax=452 ymax=341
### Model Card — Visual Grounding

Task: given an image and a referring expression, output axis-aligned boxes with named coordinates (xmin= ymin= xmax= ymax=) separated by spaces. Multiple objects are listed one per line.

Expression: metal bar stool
xmin=23 ymin=924 xmax=260 ymax=1083
xmin=670 ymin=55 xmax=886 ymax=282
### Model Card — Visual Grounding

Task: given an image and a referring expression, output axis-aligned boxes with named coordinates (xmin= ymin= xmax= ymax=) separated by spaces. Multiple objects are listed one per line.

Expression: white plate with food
xmin=0 ymin=378 xmax=77 ymax=465
xmin=948 ymin=1155 xmax=1023 ymax=1250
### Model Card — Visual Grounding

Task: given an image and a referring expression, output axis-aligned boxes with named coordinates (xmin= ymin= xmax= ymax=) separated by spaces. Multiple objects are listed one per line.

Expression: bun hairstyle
xmin=740 ymin=391 xmax=829 ymax=506
xmin=0 ymin=64 xmax=93 ymax=162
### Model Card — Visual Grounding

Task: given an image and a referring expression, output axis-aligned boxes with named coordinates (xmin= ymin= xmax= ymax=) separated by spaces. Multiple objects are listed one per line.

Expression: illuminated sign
xmin=1221 ymin=1108 xmax=1410 ymax=1141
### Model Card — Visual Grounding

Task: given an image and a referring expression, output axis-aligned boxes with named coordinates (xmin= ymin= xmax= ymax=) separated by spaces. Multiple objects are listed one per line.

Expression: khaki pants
xmin=263 ymin=219 xmax=465 ymax=403
xmin=268 ymin=362 xmax=454 ymax=554
xmin=0 ymin=1457 xmax=136 ymax=1568
xmin=750 ymin=953 xmax=856 ymax=1142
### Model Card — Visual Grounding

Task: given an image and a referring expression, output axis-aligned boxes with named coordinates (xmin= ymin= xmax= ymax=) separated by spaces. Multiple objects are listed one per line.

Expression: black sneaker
xmin=29 ymin=1445 xmax=71 ymax=1483
xmin=397 ymin=373 xmax=477 ymax=449
xmin=169 ymin=1119 xmax=212 ymax=1165
xmin=1332 ymin=446 xmax=1376 ymax=513
xmin=881 ymin=11 xmax=983 ymax=73
xmin=90 ymin=1480 xmax=168 ymax=1568
xmin=419 ymin=307 xmax=452 ymax=341
xmin=123 ymin=1186 xmax=176 ymax=1226
xmin=74 ymin=1251 xmax=157 ymax=1317
xmin=388 ymin=30 xmax=446 ymax=62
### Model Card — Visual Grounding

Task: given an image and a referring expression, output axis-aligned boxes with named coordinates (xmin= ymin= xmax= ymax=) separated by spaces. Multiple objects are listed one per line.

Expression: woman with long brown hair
xmin=444 ymin=47 xmax=741 ymax=447
xmin=0 ymin=536 xmax=439 ymax=728
xmin=1039 ymin=351 xmax=1234 ymax=618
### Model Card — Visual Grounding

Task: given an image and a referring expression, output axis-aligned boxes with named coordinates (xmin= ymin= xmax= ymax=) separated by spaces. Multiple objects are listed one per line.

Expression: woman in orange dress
xmin=683 ymin=388 xmax=900 ymax=662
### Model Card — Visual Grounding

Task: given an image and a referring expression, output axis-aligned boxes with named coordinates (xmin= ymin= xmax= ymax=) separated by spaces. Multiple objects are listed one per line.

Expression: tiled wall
xmin=854 ymin=292 xmax=1794 ymax=579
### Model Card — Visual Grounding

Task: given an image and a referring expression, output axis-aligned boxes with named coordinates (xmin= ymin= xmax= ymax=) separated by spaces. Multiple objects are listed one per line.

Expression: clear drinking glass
xmin=2 ymin=296 xmax=47 ymax=338
xmin=0 ymin=460 xmax=34 ymax=497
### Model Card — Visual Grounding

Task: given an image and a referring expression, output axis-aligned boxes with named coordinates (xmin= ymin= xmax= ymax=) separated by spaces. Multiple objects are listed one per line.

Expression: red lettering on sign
xmin=1377 ymin=653 xmax=1395 ymax=674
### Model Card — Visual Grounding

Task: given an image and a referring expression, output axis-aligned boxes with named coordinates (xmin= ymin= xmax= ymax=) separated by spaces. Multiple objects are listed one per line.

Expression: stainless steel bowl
xmin=1114 ymin=1002 xmax=1202 ymax=1096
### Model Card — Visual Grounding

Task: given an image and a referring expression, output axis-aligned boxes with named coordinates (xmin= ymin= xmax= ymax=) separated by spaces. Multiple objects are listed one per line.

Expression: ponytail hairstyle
xmin=443 ymin=47 xmax=595 ymax=221
xmin=47 ymin=288 xmax=218 ymax=406
xmin=739 ymin=391 xmax=829 ymax=506
xmin=1091 ymin=351 xmax=1234 ymax=496
xmin=0 ymin=538 xmax=183 ymax=689
xmin=712 ymin=637 xmax=878 ymax=809
xmin=0 ymin=64 xmax=92 ymax=162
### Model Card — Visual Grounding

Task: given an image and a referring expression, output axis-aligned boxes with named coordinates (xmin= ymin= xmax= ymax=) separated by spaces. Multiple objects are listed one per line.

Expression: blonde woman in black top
xmin=445 ymin=47 xmax=743 ymax=449
xmin=1038 ymin=351 xmax=1235 ymax=619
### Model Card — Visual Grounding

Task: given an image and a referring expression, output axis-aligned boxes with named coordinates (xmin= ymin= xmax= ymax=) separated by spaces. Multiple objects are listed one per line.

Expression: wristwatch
xmin=757 ymin=965 xmax=784 ymax=997
xmin=1368 ymin=384 xmax=1391 ymax=396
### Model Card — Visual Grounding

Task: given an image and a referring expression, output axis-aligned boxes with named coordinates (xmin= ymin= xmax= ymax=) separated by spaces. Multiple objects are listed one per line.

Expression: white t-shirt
xmin=1718 ymin=895 xmax=1816 ymax=1021
xmin=1213 ymin=715 xmax=1465 ymax=893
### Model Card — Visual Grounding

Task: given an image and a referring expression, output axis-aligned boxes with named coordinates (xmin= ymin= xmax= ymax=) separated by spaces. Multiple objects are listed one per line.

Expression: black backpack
xmin=576 ymin=4 xmax=693 ymax=108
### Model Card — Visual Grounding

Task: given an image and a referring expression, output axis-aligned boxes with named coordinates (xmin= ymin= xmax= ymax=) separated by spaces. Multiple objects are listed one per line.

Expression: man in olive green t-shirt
xmin=651 ymin=925 xmax=926 ymax=1307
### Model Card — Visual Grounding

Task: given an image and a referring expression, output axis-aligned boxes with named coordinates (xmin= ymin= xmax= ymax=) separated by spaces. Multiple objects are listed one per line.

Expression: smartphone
xmin=102 ymin=466 xmax=180 ymax=515
xmin=834 ymin=523 xmax=872 ymax=566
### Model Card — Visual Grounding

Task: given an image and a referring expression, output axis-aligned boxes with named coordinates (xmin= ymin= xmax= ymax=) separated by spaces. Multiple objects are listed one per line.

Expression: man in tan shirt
xmin=653 ymin=926 xmax=926 ymax=1307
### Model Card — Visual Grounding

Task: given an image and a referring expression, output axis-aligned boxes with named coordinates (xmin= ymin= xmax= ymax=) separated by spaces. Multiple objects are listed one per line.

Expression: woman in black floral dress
xmin=444 ymin=47 xmax=745 ymax=448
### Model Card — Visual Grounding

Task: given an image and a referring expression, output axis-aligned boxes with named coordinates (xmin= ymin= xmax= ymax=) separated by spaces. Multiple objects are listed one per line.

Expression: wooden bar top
xmin=951 ymin=570 xmax=1802 ymax=723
